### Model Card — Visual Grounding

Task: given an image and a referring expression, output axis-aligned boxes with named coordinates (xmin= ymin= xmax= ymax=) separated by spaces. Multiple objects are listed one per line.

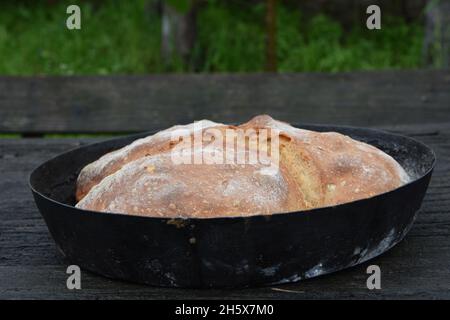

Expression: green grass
xmin=0 ymin=0 xmax=162 ymax=75
xmin=0 ymin=134 xmax=21 ymax=138
xmin=276 ymin=10 xmax=424 ymax=72
xmin=192 ymin=2 xmax=266 ymax=72
xmin=0 ymin=0 xmax=424 ymax=75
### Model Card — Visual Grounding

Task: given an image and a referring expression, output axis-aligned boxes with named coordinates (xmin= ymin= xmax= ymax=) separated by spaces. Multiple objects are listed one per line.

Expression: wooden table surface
xmin=1 ymin=122 xmax=449 ymax=299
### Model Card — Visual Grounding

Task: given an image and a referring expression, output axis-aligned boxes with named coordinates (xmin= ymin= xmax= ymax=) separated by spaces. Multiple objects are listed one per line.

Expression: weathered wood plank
xmin=0 ymin=71 xmax=449 ymax=133
xmin=1 ymin=124 xmax=450 ymax=299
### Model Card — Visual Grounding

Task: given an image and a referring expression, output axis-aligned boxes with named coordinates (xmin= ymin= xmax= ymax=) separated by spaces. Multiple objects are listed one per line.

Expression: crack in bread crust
xmin=76 ymin=115 xmax=409 ymax=218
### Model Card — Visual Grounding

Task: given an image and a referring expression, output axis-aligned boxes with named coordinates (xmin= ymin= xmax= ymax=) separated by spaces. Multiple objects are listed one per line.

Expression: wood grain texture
xmin=1 ymin=124 xmax=450 ymax=299
xmin=1 ymin=71 xmax=449 ymax=133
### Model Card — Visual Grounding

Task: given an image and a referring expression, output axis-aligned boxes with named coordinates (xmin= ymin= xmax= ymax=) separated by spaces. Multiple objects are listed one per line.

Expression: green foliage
xmin=277 ymin=8 xmax=423 ymax=72
xmin=193 ymin=2 xmax=266 ymax=72
xmin=165 ymin=0 xmax=192 ymax=13
xmin=0 ymin=0 xmax=162 ymax=75
xmin=0 ymin=0 xmax=424 ymax=75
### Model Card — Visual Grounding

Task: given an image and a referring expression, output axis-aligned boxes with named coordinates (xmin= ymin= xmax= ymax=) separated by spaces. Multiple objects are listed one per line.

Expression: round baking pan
xmin=29 ymin=125 xmax=435 ymax=288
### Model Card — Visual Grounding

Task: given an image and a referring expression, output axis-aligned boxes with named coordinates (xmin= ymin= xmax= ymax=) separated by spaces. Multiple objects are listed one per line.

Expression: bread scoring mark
xmin=76 ymin=120 xmax=223 ymax=201
xmin=170 ymin=124 xmax=282 ymax=169
xmin=76 ymin=115 xmax=410 ymax=218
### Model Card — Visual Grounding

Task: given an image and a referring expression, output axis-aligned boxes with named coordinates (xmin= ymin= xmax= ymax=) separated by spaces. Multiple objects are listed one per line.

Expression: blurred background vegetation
xmin=0 ymin=0 xmax=445 ymax=75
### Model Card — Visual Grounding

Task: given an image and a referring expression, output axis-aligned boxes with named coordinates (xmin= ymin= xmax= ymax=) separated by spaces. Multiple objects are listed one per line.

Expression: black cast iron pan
xmin=29 ymin=125 xmax=435 ymax=288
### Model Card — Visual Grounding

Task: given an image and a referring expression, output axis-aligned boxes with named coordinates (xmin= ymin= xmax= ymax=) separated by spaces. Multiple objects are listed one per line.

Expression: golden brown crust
xmin=75 ymin=115 xmax=409 ymax=217
xmin=75 ymin=120 xmax=228 ymax=201
xmin=76 ymin=151 xmax=305 ymax=218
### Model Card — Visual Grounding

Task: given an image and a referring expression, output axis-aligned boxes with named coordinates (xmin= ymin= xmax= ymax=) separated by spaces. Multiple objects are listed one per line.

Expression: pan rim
xmin=29 ymin=123 xmax=436 ymax=222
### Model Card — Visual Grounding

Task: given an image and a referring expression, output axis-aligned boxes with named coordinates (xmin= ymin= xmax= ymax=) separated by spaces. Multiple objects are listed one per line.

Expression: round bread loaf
xmin=75 ymin=115 xmax=409 ymax=218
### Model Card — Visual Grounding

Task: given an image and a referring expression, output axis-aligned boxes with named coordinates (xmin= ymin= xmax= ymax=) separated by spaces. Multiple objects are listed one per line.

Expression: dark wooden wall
xmin=0 ymin=70 xmax=449 ymax=134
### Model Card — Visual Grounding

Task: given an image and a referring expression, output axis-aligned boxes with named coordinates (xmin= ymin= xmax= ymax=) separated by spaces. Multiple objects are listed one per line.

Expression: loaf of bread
xmin=75 ymin=115 xmax=409 ymax=218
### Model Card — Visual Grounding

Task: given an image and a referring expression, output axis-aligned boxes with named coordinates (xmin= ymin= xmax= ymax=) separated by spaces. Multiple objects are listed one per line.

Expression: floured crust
xmin=76 ymin=120 xmax=226 ymax=201
xmin=76 ymin=150 xmax=304 ymax=218
xmin=76 ymin=115 xmax=409 ymax=217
